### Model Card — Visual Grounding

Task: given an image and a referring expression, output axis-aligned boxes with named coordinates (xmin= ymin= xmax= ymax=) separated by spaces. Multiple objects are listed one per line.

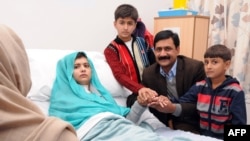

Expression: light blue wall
xmin=0 ymin=0 xmax=172 ymax=52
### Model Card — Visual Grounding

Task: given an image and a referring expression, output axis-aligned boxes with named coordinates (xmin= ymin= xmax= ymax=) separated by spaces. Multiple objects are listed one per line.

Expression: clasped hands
xmin=137 ymin=87 xmax=176 ymax=113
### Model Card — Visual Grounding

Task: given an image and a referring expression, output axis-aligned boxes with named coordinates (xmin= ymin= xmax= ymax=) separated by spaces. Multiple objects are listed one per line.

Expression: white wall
xmin=0 ymin=0 xmax=172 ymax=52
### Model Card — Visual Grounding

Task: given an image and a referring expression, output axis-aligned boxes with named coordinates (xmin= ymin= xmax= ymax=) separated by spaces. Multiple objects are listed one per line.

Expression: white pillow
xmin=26 ymin=49 xmax=130 ymax=101
xmin=91 ymin=53 xmax=131 ymax=98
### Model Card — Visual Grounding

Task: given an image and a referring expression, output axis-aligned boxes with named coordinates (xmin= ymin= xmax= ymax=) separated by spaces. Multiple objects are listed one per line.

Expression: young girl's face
xmin=73 ymin=57 xmax=92 ymax=85
xmin=204 ymin=57 xmax=230 ymax=79
xmin=114 ymin=17 xmax=136 ymax=42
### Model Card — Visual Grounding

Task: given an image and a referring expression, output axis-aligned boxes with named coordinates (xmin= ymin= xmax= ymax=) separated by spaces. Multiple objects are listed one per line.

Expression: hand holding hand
xmin=148 ymin=95 xmax=176 ymax=113
xmin=137 ymin=87 xmax=158 ymax=106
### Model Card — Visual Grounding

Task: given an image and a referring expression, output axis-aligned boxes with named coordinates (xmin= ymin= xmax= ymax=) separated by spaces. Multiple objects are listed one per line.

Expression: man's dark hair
xmin=153 ymin=30 xmax=180 ymax=48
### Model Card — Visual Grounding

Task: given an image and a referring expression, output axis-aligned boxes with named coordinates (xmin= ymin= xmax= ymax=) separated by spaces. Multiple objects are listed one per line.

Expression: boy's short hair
xmin=114 ymin=4 xmax=138 ymax=22
xmin=204 ymin=44 xmax=232 ymax=61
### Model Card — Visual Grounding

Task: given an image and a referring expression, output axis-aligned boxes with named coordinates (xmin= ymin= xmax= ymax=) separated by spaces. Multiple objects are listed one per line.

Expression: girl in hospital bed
xmin=48 ymin=51 xmax=173 ymax=141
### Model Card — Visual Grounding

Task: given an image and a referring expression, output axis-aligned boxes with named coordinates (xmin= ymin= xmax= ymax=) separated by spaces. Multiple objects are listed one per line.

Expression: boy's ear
xmin=225 ymin=60 xmax=231 ymax=69
xmin=113 ymin=21 xmax=118 ymax=29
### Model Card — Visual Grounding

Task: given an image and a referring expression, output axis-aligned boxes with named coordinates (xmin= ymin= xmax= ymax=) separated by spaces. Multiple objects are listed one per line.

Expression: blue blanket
xmin=81 ymin=114 xmax=170 ymax=141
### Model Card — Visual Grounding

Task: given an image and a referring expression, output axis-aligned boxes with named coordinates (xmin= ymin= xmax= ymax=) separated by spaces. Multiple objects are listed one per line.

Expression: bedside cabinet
xmin=154 ymin=15 xmax=210 ymax=61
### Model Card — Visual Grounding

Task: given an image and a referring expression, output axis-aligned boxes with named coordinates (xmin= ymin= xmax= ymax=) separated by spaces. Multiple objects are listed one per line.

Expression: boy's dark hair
xmin=114 ymin=4 xmax=138 ymax=22
xmin=153 ymin=30 xmax=180 ymax=48
xmin=204 ymin=44 xmax=232 ymax=61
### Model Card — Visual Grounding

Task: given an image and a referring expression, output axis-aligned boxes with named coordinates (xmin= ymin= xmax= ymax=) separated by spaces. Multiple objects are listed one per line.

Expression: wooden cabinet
xmin=154 ymin=15 xmax=210 ymax=61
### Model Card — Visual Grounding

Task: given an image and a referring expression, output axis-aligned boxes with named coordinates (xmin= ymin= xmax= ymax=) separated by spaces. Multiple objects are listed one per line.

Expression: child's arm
xmin=126 ymin=101 xmax=146 ymax=124
xmin=230 ymin=90 xmax=247 ymax=125
xmin=104 ymin=46 xmax=144 ymax=93
xmin=176 ymin=83 xmax=201 ymax=117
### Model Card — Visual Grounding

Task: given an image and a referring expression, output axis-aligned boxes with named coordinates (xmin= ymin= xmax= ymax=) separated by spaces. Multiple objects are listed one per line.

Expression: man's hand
xmin=148 ymin=95 xmax=176 ymax=113
xmin=137 ymin=87 xmax=158 ymax=106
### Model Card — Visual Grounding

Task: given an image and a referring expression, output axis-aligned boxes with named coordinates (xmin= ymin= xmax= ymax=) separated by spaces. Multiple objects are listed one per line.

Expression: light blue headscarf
xmin=49 ymin=52 xmax=130 ymax=129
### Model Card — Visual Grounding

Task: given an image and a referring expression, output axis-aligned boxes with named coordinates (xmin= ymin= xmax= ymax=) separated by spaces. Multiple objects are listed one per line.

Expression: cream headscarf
xmin=0 ymin=24 xmax=78 ymax=141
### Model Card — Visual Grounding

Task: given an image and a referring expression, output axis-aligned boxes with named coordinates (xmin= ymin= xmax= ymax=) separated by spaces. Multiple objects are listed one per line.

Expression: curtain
xmin=189 ymin=0 xmax=250 ymax=98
